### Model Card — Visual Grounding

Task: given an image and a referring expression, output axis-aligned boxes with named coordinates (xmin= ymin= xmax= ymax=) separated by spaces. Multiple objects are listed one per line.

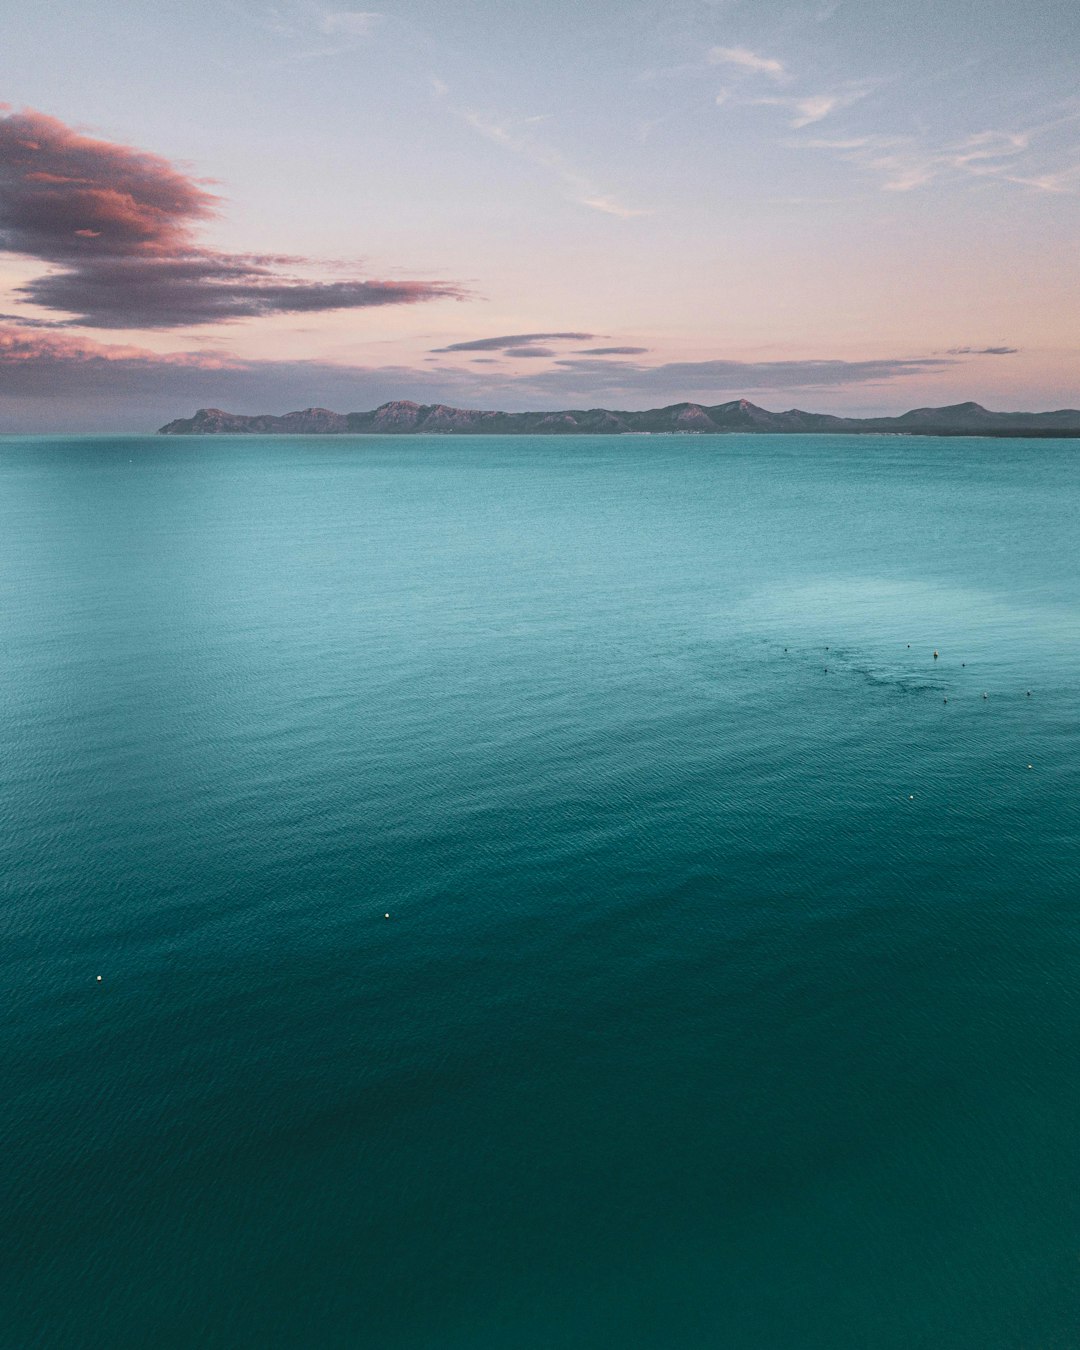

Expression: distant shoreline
xmin=148 ymin=428 xmax=1080 ymax=440
xmin=158 ymin=398 xmax=1080 ymax=439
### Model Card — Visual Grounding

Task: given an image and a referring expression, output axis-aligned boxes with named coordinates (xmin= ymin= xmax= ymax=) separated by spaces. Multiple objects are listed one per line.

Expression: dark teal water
xmin=2 ymin=433 xmax=1079 ymax=1348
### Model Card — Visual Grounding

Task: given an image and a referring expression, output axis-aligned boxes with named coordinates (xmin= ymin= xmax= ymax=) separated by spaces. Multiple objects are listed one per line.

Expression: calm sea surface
xmin=1 ymin=433 xmax=1079 ymax=1348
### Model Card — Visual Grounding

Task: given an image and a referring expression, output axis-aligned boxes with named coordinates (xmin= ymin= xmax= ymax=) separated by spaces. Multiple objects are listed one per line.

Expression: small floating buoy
xmin=96 ymin=975 xmax=102 ymax=982
xmin=962 ymin=662 xmax=965 ymax=667
xmin=384 ymin=913 xmax=390 ymax=919
xmin=1026 ymin=690 xmax=1031 ymax=697
xmin=1027 ymin=764 xmax=1033 ymax=770
xmin=982 ymin=693 xmax=988 ymax=700
xmin=909 ymin=795 xmax=915 ymax=800
xmin=943 ymin=697 xmax=947 ymax=703
xmin=933 ymin=650 xmax=939 ymax=660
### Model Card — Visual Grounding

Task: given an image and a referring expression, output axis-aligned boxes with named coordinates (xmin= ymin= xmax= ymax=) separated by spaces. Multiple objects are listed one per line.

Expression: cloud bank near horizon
xmin=0 ymin=109 xmax=465 ymax=328
xmin=0 ymin=323 xmax=979 ymax=432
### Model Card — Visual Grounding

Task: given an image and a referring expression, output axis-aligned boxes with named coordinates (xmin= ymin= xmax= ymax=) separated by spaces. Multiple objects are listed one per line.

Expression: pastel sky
xmin=1 ymin=0 xmax=1078 ymax=430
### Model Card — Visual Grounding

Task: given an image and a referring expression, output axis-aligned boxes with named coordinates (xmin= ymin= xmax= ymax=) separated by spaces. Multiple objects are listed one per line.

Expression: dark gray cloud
xmin=945 ymin=345 xmax=1019 ymax=355
xmin=538 ymin=355 xmax=955 ymax=396
xmin=0 ymin=109 xmax=465 ymax=328
xmin=430 ymin=332 xmax=593 ymax=352
xmin=575 ymin=346 xmax=649 ymax=355
xmin=22 ymin=259 xmax=464 ymax=329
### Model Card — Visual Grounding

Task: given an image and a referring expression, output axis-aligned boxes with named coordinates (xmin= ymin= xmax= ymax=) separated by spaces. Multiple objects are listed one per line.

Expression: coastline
xmin=157 ymin=398 xmax=1080 ymax=438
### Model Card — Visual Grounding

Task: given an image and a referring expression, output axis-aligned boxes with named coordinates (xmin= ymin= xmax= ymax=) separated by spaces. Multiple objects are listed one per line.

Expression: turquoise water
xmin=1 ymin=433 xmax=1078 ymax=1348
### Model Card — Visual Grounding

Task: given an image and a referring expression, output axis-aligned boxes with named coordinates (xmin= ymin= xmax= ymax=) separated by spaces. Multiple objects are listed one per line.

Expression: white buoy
xmin=96 ymin=975 xmax=102 ymax=982
xmin=384 ymin=913 xmax=390 ymax=919
xmin=909 ymin=795 xmax=914 ymax=800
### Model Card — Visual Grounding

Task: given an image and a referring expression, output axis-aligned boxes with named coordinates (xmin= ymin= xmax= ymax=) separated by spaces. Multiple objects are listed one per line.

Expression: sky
xmin=0 ymin=0 xmax=1078 ymax=430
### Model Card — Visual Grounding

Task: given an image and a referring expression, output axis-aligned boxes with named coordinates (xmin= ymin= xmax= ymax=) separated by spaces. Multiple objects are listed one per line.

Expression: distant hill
xmin=158 ymin=398 xmax=1080 ymax=437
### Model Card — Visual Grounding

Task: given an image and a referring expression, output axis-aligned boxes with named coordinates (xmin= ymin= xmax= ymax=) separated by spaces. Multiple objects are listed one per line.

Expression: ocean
xmin=1 ymin=432 xmax=1078 ymax=1348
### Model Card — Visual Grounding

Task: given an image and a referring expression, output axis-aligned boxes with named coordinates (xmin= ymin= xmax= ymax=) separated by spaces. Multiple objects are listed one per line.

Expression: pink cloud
xmin=0 ymin=324 xmax=242 ymax=368
xmin=0 ymin=109 xmax=466 ymax=328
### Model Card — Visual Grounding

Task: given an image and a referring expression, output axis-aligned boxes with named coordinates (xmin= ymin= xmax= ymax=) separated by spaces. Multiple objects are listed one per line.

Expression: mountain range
xmin=158 ymin=399 xmax=1080 ymax=437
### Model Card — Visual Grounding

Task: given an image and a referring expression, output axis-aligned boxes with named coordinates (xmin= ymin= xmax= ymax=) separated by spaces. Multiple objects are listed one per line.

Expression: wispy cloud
xmin=1000 ymin=165 xmax=1080 ymax=193
xmin=643 ymin=41 xmax=792 ymax=93
xmin=791 ymin=113 xmax=1080 ymax=195
xmin=790 ymin=90 xmax=870 ymax=128
xmin=318 ymin=10 xmax=382 ymax=38
xmin=788 ymin=95 xmax=843 ymax=127
xmin=793 ymin=136 xmax=873 ymax=151
xmin=708 ymin=46 xmax=788 ymax=81
xmin=444 ymin=95 xmax=648 ymax=218
xmin=258 ymin=4 xmax=389 ymax=65
xmin=748 ymin=87 xmax=871 ymax=128
xmin=706 ymin=37 xmax=873 ymax=130
xmin=861 ymin=130 xmax=1035 ymax=192
xmin=578 ymin=194 xmax=648 ymax=218
xmin=707 ymin=46 xmax=1077 ymax=198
